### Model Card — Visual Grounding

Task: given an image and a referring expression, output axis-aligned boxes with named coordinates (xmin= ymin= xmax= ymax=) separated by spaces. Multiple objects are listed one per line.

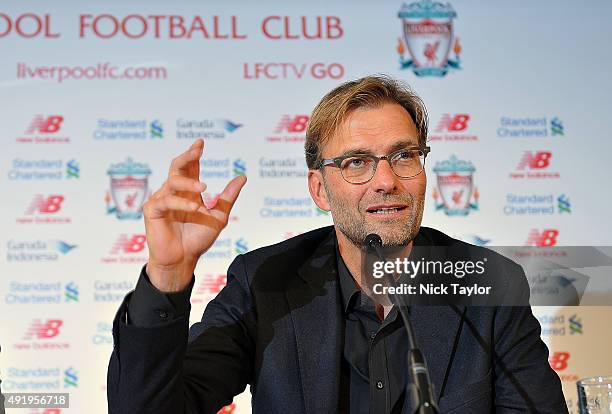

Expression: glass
xmin=319 ymin=146 xmax=430 ymax=184
xmin=578 ymin=376 xmax=612 ymax=413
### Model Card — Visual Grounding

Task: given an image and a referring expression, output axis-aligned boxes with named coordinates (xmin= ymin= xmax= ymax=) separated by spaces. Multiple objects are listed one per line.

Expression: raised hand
xmin=143 ymin=139 xmax=247 ymax=292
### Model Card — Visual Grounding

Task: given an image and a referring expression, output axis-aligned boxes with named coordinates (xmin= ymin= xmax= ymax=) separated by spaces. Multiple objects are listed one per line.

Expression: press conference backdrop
xmin=1 ymin=1 xmax=611 ymax=413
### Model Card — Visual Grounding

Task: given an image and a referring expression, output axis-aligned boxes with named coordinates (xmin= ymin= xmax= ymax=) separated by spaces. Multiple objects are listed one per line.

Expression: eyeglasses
xmin=319 ymin=146 xmax=430 ymax=184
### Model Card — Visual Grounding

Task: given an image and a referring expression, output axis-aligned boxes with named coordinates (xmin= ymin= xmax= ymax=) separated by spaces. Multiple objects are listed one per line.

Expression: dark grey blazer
xmin=107 ymin=225 xmax=568 ymax=413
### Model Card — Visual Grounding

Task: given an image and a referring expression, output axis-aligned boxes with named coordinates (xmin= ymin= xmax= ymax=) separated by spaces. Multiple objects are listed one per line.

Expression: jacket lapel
xmin=410 ymin=305 xmax=466 ymax=402
xmin=407 ymin=231 xmax=467 ymax=402
xmin=284 ymin=228 xmax=466 ymax=412
xmin=286 ymin=230 xmax=343 ymax=414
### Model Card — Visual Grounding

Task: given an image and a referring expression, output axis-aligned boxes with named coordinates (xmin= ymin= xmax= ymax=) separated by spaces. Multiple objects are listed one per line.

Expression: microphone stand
xmin=365 ymin=234 xmax=439 ymax=414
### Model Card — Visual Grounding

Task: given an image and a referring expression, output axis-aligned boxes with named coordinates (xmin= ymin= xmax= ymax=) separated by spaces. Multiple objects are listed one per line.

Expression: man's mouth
xmin=366 ymin=204 xmax=408 ymax=215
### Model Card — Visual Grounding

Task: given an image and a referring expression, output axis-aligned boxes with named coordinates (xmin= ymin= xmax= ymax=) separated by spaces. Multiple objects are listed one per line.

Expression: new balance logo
xmin=526 ymin=229 xmax=559 ymax=247
xmin=517 ymin=151 xmax=552 ymax=170
xmin=548 ymin=351 xmax=570 ymax=371
xmin=26 ymin=195 xmax=64 ymax=214
xmin=23 ymin=319 xmax=63 ymax=340
xmin=435 ymin=114 xmax=470 ymax=132
xmin=26 ymin=115 xmax=64 ymax=134
xmin=110 ymin=234 xmax=146 ymax=254
xmin=275 ymin=115 xmax=309 ymax=133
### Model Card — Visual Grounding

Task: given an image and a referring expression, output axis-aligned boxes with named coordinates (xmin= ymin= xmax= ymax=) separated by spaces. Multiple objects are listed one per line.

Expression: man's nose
xmin=370 ymin=159 xmax=398 ymax=193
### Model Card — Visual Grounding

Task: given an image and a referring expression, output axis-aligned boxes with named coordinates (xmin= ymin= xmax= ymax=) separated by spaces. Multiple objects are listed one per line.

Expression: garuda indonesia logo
xmin=397 ymin=0 xmax=461 ymax=77
xmin=105 ymin=158 xmax=151 ymax=220
xmin=432 ymin=155 xmax=478 ymax=216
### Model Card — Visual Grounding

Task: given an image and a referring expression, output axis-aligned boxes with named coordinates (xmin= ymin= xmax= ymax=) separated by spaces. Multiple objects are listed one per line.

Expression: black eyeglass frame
xmin=318 ymin=145 xmax=431 ymax=184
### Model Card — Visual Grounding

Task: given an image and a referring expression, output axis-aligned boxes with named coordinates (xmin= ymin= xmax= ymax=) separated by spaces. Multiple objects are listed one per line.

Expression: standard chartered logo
xmin=64 ymin=367 xmax=78 ymax=388
xmin=64 ymin=282 xmax=79 ymax=302
xmin=150 ymin=120 xmax=164 ymax=138
xmin=234 ymin=239 xmax=248 ymax=255
xmin=550 ymin=117 xmax=564 ymax=136
xmin=568 ymin=314 xmax=583 ymax=335
xmin=66 ymin=159 xmax=80 ymax=178
xmin=557 ymin=195 xmax=571 ymax=213
xmin=232 ymin=159 xmax=246 ymax=176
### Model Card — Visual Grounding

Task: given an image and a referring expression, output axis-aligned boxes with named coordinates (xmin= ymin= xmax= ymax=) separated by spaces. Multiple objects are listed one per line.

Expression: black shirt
xmin=336 ymin=246 xmax=408 ymax=414
xmin=127 ymin=247 xmax=410 ymax=414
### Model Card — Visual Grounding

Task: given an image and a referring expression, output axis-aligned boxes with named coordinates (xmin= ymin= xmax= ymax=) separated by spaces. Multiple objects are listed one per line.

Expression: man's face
xmin=308 ymin=103 xmax=426 ymax=247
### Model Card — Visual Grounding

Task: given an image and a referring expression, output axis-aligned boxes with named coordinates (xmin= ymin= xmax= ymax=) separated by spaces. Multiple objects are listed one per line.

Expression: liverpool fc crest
xmin=106 ymin=158 xmax=151 ymax=220
xmin=397 ymin=0 xmax=461 ymax=77
xmin=432 ymin=155 xmax=478 ymax=216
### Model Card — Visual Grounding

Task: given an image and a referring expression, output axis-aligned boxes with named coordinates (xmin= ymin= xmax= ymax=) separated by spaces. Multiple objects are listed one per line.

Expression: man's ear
xmin=308 ymin=169 xmax=331 ymax=211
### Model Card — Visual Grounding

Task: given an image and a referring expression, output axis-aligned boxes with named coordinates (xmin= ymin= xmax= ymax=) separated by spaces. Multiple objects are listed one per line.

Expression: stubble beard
xmin=322 ymin=179 xmax=424 ymax=248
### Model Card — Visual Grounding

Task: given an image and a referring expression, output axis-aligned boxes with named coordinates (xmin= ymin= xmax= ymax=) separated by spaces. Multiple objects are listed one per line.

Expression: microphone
xmin=364 ymin=233 xmax=383 ymax=250
xmin=365 ymin=233 xmax=439 ymax=414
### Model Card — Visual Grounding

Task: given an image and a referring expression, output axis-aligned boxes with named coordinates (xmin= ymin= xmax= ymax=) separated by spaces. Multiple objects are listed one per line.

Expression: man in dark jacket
xmin=107 ymin=75 xmax=567 ymax=413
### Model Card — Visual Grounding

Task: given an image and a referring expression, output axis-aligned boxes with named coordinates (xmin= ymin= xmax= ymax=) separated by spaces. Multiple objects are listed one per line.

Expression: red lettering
xmin=0 ymin=13 xmax=59 ymax=38
xmin=85 ymin=66 xmax=98 ymax=78
xmin=77 ymin=14 xmax=245 ymax=40
xmin=292 ymin=63 xmax=307 ymax=79
xmin=327 ymin=63 xmax=344 ymax=79
xmin=262 ymin=16 xmax=281 ymax=39
xmin=302 ymin=16 xmax=321 ymax=39
xmin=148 ymin=15 xmax=166 ymax=38
xmin=38 ymin=67 xmax=50 ymax=79
xmin=311 ymin=63 xmax=344 ymax=79
xmin=311 ymin=63 xmax=326 ymax=79
xmin=170 ymin=15 xmax=186 ymax=39
xmin=79 ymin=14 xmax=92 ymax=37
xmin=72 ymin=67 xmax=84 ymax=78
xmin=326 ymin=16 xmax=343 ymax=39
xmin=187 ymin=16 xmax=208 ymax=38
xmin=231 ymin=16 xmax=246 ymax=39
xmin=0 ymin=13 xmax=12 ymax=37
xmin=43 ymin=14 xmax=60 ymax=38
xmin=284 ymin=16 xmax=299 ymax=39
xmin=266 ymin=63 xmax=278 ymax=79
xmin=15 ymin=13 xmax=42 ymax=38
xmin=94 ymin=14 xmax=119 ymax=38
xmin=213 ymin=16 xmax=227 ymax=39
xmin=26 ymin=66 xmax=37 ymax=77
xmin=243 ymin=62 xmax=344 ymax=80
xmin=263 ymin=16 xmax=343 ymax=40
xmin=122 ymin=14 xmax=148 ymax=39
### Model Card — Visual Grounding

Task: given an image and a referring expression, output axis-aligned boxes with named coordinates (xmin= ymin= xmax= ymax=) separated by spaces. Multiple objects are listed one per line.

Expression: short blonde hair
xmin=305 ymin=74 xmax=428 ymax=169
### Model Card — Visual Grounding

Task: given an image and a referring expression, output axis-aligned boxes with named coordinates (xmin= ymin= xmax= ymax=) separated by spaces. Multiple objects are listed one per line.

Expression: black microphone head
xmin=364 ymin=233 xmax=382 ymax=248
